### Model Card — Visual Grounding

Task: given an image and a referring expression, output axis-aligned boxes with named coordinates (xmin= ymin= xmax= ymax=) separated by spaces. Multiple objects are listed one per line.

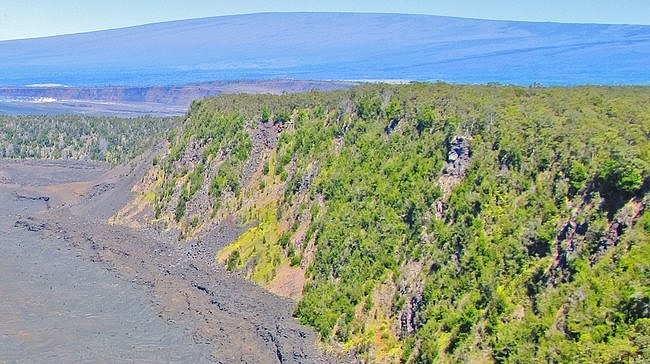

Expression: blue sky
xmin=1 ymin=0 xmax=648 ymax=41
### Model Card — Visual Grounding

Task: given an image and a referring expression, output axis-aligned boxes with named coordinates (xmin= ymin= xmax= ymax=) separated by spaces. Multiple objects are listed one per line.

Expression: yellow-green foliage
xmin=345 ymin=315 xmax=404 ymax=362
xmin=144 ymin=190 xmax=157 ymax=203
xmin=218 ymin=204 xmax=288 ymax=284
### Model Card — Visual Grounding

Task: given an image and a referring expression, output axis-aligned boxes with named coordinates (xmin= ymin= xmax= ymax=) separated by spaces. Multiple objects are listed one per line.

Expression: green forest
xmin=151 ymin=83 xmax=649 ymax=362
xmin=4 ymin=83 xmax=648 ymax=362
xmin=0 ymin=114 xmax=178 ymax=164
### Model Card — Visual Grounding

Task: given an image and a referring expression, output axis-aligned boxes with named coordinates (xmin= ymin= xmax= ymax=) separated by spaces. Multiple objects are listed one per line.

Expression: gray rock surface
xmin=0 ymin=159 xmax=346 ymax=363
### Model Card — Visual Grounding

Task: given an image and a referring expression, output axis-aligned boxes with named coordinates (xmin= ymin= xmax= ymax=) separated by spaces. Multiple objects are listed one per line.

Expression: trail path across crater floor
xmin=0 ymin=159 xmax=344 ymax=363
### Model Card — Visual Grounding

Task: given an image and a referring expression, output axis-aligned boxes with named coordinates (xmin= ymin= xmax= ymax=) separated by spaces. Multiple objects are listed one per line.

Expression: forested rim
xmin=0 ymin=114 xmax=179 ymax=164
xmin=146 ymin=83 xmax=649 ymax=363
xmin=8 ymin=83 xmax=649 ymax=362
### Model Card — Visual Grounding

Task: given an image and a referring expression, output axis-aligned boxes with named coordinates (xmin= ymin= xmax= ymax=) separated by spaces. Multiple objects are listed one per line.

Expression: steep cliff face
xmin=129 ymin=84 xmax=650 ymax=362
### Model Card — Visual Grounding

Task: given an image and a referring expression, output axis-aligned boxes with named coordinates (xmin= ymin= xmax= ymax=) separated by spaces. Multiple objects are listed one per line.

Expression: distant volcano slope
xmin=1 ymin=12 xmax=648 ymax=86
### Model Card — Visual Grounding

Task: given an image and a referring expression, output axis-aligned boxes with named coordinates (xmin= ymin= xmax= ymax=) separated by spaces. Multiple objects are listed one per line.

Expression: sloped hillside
xmin=137 ymin=84 xmax=649 ymax=362
xmin=2 ymin=13 xmax=649 ymax=86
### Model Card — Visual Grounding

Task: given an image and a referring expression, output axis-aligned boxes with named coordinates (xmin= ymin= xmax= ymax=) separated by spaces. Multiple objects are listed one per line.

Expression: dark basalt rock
xmin=444 ymin=136 xmax=471 ymax=177
xmin=14 ymin=218 xmax=48 ymax=232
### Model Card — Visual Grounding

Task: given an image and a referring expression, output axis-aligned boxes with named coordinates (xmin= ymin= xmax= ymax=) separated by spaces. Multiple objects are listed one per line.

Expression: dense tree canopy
xmin=9 ymin=83 xmax=647 ymax=362
xmin=0 ymin=114 xmax=178 ymax=164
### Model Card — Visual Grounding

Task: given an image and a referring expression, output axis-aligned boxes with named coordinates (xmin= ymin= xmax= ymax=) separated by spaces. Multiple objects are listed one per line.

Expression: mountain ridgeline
xmin=135 ymin=84 xmax=649 ymax=362
xmin=1 ymin=13 xmax=649 ymax=86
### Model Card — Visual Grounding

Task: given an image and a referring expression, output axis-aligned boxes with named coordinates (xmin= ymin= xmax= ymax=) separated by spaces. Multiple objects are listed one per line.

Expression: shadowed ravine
xmin=0 ymin=159 xmax=340 ymax=363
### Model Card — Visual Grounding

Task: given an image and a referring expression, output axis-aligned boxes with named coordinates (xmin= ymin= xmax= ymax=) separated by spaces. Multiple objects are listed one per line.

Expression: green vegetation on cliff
xmin=152 ymin=84 xmax=649 ymax=362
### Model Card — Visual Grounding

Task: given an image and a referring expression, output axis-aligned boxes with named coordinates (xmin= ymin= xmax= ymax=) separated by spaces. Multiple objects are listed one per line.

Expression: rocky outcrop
xmin=548 ymin=192 xmax=648 ymax=286
xmin=14 ymin=193 xmax=51 ymax=209
xmin=242 ymin=122 xmax=280 ymax=185
xmin=444 ymin=136 xmax=471 ymax=177
xmin=395 ymin=261 xmax=427 ymax=338
xmin=590 ymin=196 xmax=646 ymax=262
xmin=14 ymin=217 xmax=49 ymax=232
xmin=435 ymin=135 xmax=472 ymax=219
xmin=84 ymin=183 xmax=114 ymax=200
